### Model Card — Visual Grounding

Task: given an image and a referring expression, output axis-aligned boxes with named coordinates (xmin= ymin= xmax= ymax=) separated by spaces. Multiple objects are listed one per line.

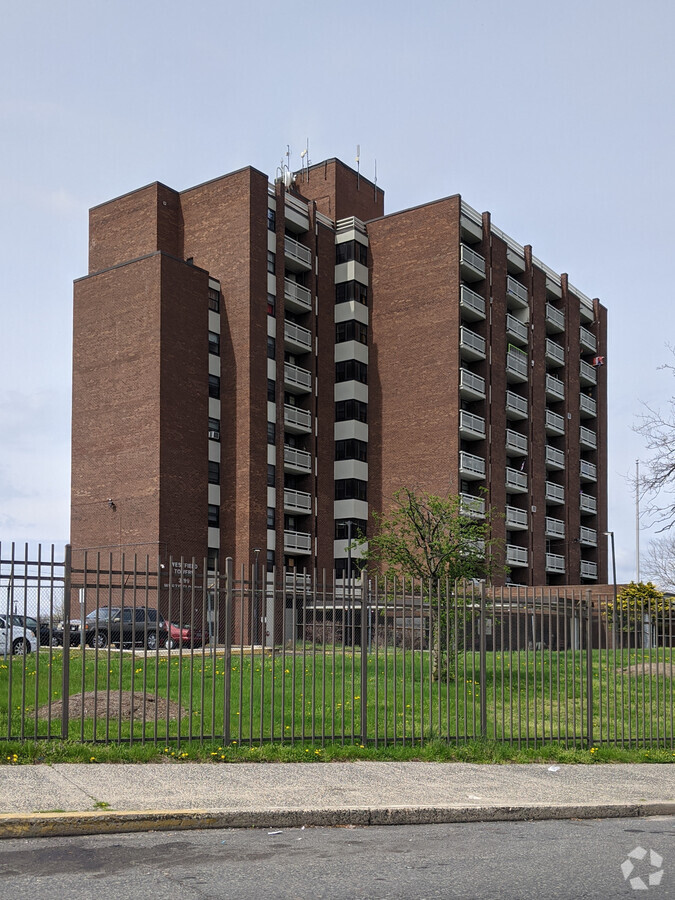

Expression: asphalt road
xmin=0 ymin=816 xmax=674 ymax=899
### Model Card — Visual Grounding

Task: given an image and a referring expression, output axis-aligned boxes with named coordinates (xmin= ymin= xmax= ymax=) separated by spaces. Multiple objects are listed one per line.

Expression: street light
xmin=253 ymin=549 xmax=261 ymax=646
xmin=604 ymin=531 xmax=618 ymax=649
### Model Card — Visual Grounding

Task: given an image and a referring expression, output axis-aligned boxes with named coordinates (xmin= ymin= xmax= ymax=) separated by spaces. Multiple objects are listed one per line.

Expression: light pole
xmin=604 ymin=531 xmax=618 ymax=649
xmin=253 ymin=549 xmax=261 ymax=646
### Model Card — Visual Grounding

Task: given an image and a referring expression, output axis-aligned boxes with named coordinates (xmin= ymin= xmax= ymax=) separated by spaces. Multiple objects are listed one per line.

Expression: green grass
xmin=0 ymin=645 xmax=673 ymax=752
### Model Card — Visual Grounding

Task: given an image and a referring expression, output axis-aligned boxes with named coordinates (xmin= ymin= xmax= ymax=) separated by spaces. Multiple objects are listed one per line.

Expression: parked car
xmin=167 ymin=621 xmax=204 ymax=649
xmin=77 ymin=607 xmax=168 ymax=649
xmin=13 ymin=614 xmax=58 ymax=647
xmin=0 ymin=615 xmax=38 ymax=655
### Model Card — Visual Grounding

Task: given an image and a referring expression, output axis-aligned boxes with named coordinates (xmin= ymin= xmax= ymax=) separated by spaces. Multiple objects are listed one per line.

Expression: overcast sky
xmin=1 ymin=0 xmax=674 ymax=584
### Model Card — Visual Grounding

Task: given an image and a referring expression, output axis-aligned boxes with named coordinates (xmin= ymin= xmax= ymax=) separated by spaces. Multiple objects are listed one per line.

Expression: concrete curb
xmin=1 ymin=802 xmax=674 ymax=839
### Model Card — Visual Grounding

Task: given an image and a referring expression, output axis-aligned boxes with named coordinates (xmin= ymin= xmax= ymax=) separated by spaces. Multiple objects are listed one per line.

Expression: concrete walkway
xmin=0 ymin=762 xmax=673 ymax=839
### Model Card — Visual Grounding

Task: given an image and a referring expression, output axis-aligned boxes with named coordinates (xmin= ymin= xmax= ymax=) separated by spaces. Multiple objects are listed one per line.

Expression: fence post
xmin=479 ymin=581 xmax=487 ymax=739
xmin=360 ymin=571 xmax=368 ymax=744
xmin=585 ymin=590 xmax=594 ymax=748
xmin=61 ymin=544 xmax=72 ymax=741
xmin=223 ymin=557 xmax=233 ymax=745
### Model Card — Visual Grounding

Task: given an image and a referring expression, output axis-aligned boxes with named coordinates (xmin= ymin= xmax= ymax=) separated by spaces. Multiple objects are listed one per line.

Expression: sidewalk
xmin=0 ymin=762 xmax=673 ymax=839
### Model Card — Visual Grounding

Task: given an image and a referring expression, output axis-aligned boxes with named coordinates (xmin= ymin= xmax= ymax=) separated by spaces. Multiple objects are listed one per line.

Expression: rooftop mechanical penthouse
xmin=71 ymin=157 xmax=607 ymax=586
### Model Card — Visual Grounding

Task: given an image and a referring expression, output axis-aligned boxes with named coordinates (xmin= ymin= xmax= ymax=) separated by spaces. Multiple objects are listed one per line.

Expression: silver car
xmin=0 ymin=615 xmax=38 ymax=655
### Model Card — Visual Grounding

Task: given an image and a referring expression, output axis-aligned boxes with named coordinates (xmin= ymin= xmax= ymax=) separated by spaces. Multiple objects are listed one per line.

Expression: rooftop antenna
xmin=374 ymin=159 xmax=378 ymax=202
xmin=356 ymin=144 xmax=360 ymax=189
xmin=286 ymin=144 xmax=291 ymax=174
xmin=300 ymin=139 xmax=309 ymax=181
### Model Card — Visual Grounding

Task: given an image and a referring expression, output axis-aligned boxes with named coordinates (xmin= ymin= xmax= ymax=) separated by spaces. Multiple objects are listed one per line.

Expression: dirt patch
xmin=38 ymin=691 xmax=188 ymax=721
xmin=620 ymin=663 xmax=673 ymax=678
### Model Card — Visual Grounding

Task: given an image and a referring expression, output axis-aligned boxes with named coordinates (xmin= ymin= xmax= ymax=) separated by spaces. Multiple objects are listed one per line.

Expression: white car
xmin=0 ymin=615 xmax=38 ymax=655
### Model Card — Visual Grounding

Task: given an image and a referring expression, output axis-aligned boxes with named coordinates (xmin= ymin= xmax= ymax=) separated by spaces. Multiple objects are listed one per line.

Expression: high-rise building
xmin=71 ymin=157 xmax=607 ymax=585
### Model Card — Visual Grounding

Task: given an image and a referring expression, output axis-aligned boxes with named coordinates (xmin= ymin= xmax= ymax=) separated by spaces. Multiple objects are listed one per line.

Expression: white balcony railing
xmin=580 ymin=425 xmax=597 ymax=449
xmin=284 ymin=488 xmax=312 ymax=513
xmin=506 ymin=313 xmax=528 ymax=345
xmin=460 ymin=243 xmax=486 ymax=281
xmin=284 ymin=404 xmax=312 ymax=433
xmin=545 ymin=373 xmax=565 ymax=401
xmin=284 ymin=320 xmax=312 ymax=351
xmin=580 ymin=359 xmax=597 ymax=386
xmin=545 ymin=409 xmax=565 ymax=435
xmin=506 ymin=348 xmax=528 ymax=380
xmin=506 ymin=390 xmax=528 ymax=419
xmin=505 ymin=429 xmax=527 ymax=455
xmin=545 ymin=481 xmax=565 ymax=504
xmin=459 ymin=368 xmax=486 ymax=399
xmin=505 ymin=467 xmax=528 ymax=492
xmin=284 ymin=530 xmax=312 ymax=553
xmin=460 ymin=493 xmax=486 ymax=519
xmin=284 ymin=278 xmax=312 ymax=313
xmin=506 ymin=275 xmax=528 ymax=307
xmin=506 ymin=545 xmax=528 ymax=567
xmin=580 ymin=459 xmax=597 ymax=482
xmin=459 ymin=410 xmax=486 ymax=440
xmin=283 ymin=445 xmax=312 ymax=473
xmin=545 ymin=517 xmax=565 ymax=539
xmin=545 ymin=445 xmax=565 ymax=469
xmin=580 ymin=325 xmax=597 ymax=353
xmin=459 ymin=284 xmax=486 ymax=321
xmin=545 ymin=302 xmax=565 ymax=332
xmin=459 ymin=326 xmax=486 ymax=360
xmin=580 ymin=492 xmax=597 ymax=514
xmin=579 ymin=394 xmax=597 ymax=418
xmin=546 ymin=553 xmax=566 ymax=573
xmin=284 ymin=235 xmax=312 ymax=269
xmin=459 ymin=451 xmax=485 ymax=480
xmin=284 ymin=362 xmax=312 ymax=393
xmin=579 ymin=526 xmax=597 ymax=546
xmin=545 ymin=339 xmax=565 ymax=367
xmin=581 ymin=560 xmax=598 ymax=579
xmin=505 ymin=505 xmax=528 ymax=529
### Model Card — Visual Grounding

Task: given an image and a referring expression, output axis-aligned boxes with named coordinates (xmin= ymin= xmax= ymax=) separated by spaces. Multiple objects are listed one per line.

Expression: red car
xmin=166 ymin=621 xmax=204 ymax=649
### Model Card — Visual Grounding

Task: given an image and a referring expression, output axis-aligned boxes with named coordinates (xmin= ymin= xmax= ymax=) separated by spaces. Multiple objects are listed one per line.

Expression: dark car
xmin=77 ymin=607 xmax=168 ymax=650
xmin=13 ymin=614 xmax=59 ymax=647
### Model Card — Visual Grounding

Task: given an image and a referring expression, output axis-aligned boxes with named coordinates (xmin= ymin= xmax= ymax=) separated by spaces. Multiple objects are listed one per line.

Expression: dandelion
xmin=90 ymin=756 xmax=96 ymax=762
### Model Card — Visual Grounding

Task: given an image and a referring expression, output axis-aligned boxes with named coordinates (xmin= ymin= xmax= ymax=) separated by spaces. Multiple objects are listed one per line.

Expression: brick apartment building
xmin=71 ymin=157 xmax=607 ymax=586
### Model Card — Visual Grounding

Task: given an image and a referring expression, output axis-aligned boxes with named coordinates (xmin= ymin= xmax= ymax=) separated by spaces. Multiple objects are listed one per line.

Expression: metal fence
xmin=1 ymin=543 xmax=674 ymax=748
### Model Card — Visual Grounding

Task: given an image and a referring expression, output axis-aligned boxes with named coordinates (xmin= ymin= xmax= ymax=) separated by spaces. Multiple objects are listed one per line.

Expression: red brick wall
xmin=295 ymin=159 xmax=384 ymax=223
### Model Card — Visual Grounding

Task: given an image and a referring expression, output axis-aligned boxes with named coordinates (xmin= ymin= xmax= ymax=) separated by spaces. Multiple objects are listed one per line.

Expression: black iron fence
xmin=1 ymin=543 xmax=673 ymax=748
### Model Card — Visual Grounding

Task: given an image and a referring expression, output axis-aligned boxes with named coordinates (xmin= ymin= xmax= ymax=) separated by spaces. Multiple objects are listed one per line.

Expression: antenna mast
xmin=356 ymin=144 xmax=360 ymax=189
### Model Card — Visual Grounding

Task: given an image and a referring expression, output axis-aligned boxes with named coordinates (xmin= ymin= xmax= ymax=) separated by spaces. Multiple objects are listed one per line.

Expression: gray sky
xmin=1 ymin=0 xmax=673 ymax=583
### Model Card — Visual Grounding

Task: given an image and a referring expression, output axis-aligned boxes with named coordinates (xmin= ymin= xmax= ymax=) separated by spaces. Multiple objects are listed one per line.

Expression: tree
xmin=643 ymin=535 xmax=675 ymax=592
xmin=608 ymin=581 xmax=674 ymax=648
xmin=353 ymin=488 xmax=504 ymax=677
xmin=634 ymin=350 xmax=675 ymax=530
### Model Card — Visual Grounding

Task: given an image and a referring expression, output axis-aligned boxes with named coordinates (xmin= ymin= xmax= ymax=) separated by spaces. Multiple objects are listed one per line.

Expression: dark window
xmin=208 ymin=375 xmax=220 ymax=399
xmin=335 ymin=439 xmax=368 ymax=462
xmin=335 ymin=519 xmax=368 ymax=540
xmin=336 ymin=240 xmax=368 ymax=266
xmin=207 ymin=548 xmax=219 ymax=571
xmin=335 ymin=558 xmax=363 ymax=578
xmin=208 ymin=288 xmax=220 ymax=313
xmin=267 ymin=336 xmax=276 ymax=360
xmin=208 ymin=461 xmax=220 ymax=484
xmin=336 ymin=320 xmax=368 ymax=344
xmin=267 ymin=421 xmax=276 ymax=444
xmin=334 ymin=479 xmax=367 ymax=501
xmin=267 ymin=292 xmax=276 ymax=317
xmin=208 ymin=417 xmax=220 ymax=438
xmin=335 ymin=399 xmax=367 ymax=423
xmin=266 ymin=550 xmax=275 ymax=569
xmin=335 ymin=360 xmax=368 ymax=384
xmin=208 ymin=504 xmax=220 ymax=527
xmin=267 ymin=378 xmax=276 ymax=402
xmin=208 ymin=331 xmax=220 ymax=356
xmin=267 ymin=506 xmax=275 ymax=529
xmin=267 ymin=208 xmax=276 ymax=232
xmin=267 ymin=251 xmax=276 ymax=275
xmin=336 ymin=281 xmax=368 ymax=306
xmin=267 ymin=464 xmax=276 ymax=487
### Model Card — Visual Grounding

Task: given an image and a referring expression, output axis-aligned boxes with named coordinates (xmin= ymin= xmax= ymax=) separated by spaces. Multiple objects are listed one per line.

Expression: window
xmin=266 ymin=550 xmax=276 ymax=569
xmin=335 ymin=360 xmax=368 ymax=384
xmin=335 ymin=558 xmax=363 ymax=578
xmin=208 ymin=375 xmax=220 ymax=399
xmin=267 ymin=464 xmax=276 ymax=487
xmin=208 ymin=461 xmax=220 ymax=484
xmin=335 ymin=439 xmax=368 ymax=462
xmin=267 ymin=378 xmax=276 ymax=402
xmin=208 ymin=417 xmax=220 ymax=438
xmin=267 ymin=421 xmax=276 ymax=444
xmin=267 ymin=336 xmax=276 ymax=360
xmin=267 ymin=208 xmax=276 ymax=232
xmin=267 ymin=292 xmax=276 ymax=317
xmin=267 ymin=507 xmax=275 ymax=528
xmin=208 ymin=331 xmax=220 ymax=356
xmin=208 ymin=288 xmax=220 ymax=313
xmin=334 ymin=479 xmax=367 ymax=501
xmin=336 ymin=281 xmax=368 ymax=306
xmin=207 ymin=548 xmax=219 ymax=571
xmin=267 ymin=251 xmax=276 ymax=275
xmin=336 ymin=320 xmax=368 ymax=345
xmin=335 ymin=399 xmax=367 ymax=423
xmin=208 ymin=504 xmax=220 ymax=527
xmin=335 ymin=519 xmax=367 ymax=540
xmin=336 ymin=240 xmax=368 ymax=266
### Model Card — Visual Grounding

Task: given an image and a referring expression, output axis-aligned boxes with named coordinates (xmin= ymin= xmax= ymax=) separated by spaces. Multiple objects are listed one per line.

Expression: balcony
xmin=545 ymin=481 xmax=565 ymax=504
xmin=283 ymin=445 xmax=312 ymax=474
xmin=545 ymin=409 xmax=565 ymax=436
xmin=460 ymin=243 xmax=486 ymax=282
xmin=284 ymin=404 xmax=312 ymax=434
xmin=581 ymin=560 xmax=598 ymax=579
xmin=284 ymin=362 xmax=312 ymax=394
xmin=505 ymin=429 xmax=527 ymax=456
xmin=460 ymin=493 xmax=486 ymax=519
xmin=505 ymin=467 xmax=528 ymax=493
xmin=546 ymin=553 xmax=566 ymax=574
xmin=545 ymin=302 xmax=565 ymax=333
xmin=459 ymin=451 xmax=485 ymax=480
xmin=545 ymin=517 xmax=565 ymax=539
xmin=506 ymin=313 xmax=528 ymax=346
xmin=459 ymin=410 xmax=486 ymax=440
xmin=284 ymin=320 xmax=312 ymax=353
xmin=580 ymin=325 xmax=597 ymax=353
xmin=284 ymin=235 xmax=312 ymax=272
xmin=580 ymin=459 xmax=597 ymax=482
xmin=580 ymin=425 xmax=597 ymax=450
xmin=459 ymin=285 xmax=486 ymax=321
xmin=506 ymin=275 xmax=528 ymax=309
xmin=545 ymin=339 xmax=565 ymax=368
xmin=506 ymin=347 xmax=528 ymax=383
xmin=506 ymin=545 xmax=528 ymax=567
xmin=545 ymin=445 xmax=565 ymax=470
xmin=459 ymin=368 xmax=486 ymax=401
xmin=284 ymin=194 xmax=310 ymax=233
xmin=579 ymin=526 xmax=597 ymax=546
xmin=580 ymin=492 xmax=597 ymax=515
xmin=284 ymin=530 xmax=312 ymax=554
xmin=459 ymin=326 xmax=486 ymax=361
xmin=284 ymin=488 xmax=312 ymax=514
xmin=579 ymin=359 xmax=597 ymax=386
xmin=284 ymin=278 xmax=312 ymax=313
xmin=579 ymin=394 xmax=597 ymax=418
xmin=505 ymin=390 xmax=528 ymax=420
xmin=505 ymin=505 xmax=528 ymax=530
xmin=545 ymin=373 xmax=565 ymax=401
